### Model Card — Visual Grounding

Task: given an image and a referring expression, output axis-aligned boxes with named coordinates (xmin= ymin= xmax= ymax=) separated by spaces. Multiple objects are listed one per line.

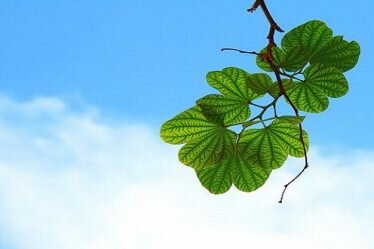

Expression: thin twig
xmin=279 ymin=71 xmax=305 ymax=82
xmin=249 ymin=102 xmax=266 ymax=109
xmin=247 ymin=0 xmax=261 ymax=12
xmin=278 ymin=123 xmax=309 ymax=203
xmin=257 ymin=0 xmax=284 ymax=32
xmin=249 ymin=95 xmax=280 ymax=121
xmin=221 ymin=48 xmax=260 ymax=55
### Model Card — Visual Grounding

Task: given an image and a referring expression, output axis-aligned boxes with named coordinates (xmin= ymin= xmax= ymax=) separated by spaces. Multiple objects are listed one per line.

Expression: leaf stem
xmin=249 ymin=102 xmax=266 ymax=109
xmin=279 ymin=71 xmax=305 ymax=82
xmin=249 ymin=95 xmax=280 ymax=121
xmin=226 ymin=96 xmax=280 ymax=129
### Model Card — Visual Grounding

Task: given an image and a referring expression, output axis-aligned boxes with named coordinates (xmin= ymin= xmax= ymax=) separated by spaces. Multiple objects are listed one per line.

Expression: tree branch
xmin=221 ymin=48 xmax=260 ymax=55
xmin=248 ymin=0 xmax=309 ymax=203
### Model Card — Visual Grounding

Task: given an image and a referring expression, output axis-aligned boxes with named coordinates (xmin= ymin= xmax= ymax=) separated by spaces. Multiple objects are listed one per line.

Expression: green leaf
xmin=304 ymin=63 xmax=348 ymax=98
xmin=310 ymin=36 xmax=360 ymax=72
xmin=196 ymin=156 xmax=233 ymax=194
xmin=277 ymin=115 xmax=305 ymax=125
xmin=282 ymin=20 xmax=332 ymax=56
xmin=207 ymin=67 xmax=261 ymax=101
xmin=196 ymin=148 xmax=272 ymax=194
xmin=239 ymin=119 xmax=309 ymax=169
xmin=268 ymin=79 xmax=295 ymax=97
xmin=256 ymin=47 xmax=285 ymax=72
xmin=287 ymin=63 xmax=348 ymax=113
xmin=179 ymin=127 xmax=236 ymax=169
xmin=269 ymin=119 xmax=309 ymax=157
xmin=160 ymin=106 xmax=220 ymax=144
xmin=282 ymin=46 xmax=309 ymax=72
xmin=287 ymin=81 xmax=329 ymax=113
xmin=240 ymin=127 xmax=288 ymax=169
xmin=196 ymin=94 xmax=250 ymax=126
xmin=231 ymin=150 xmax=272 ymax=192
xmin=246 ymin=73 xmax=273 ymax=95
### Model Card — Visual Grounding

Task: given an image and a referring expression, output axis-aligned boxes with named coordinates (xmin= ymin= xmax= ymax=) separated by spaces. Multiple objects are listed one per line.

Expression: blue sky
xmin=0 ymin=1 xmax=373 ymax=248
xmin=0 ymin=0 xmax=373 ymax=147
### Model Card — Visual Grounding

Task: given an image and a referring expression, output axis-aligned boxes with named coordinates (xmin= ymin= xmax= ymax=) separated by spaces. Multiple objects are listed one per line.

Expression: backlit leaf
xmin=282 ymin=20 xmax=332 ymax=56
xmin=268 ymin=79 xmax=295 ymax=97
xmin=232 ymin=150 xmax=272 ymax=192
xmin=178 ymin=127 xmax=236 ymax=169
xmin=196 ymin=158 xmax=233 ymax=194
xmin=269 ymin=119 xmax=309 ymax=157
xmin=240 ymin=127 xmax=287 ymax=169
xmin=196 ymin=148 xmax=272 ymax=194
xmin=196 ymin=94 xmax=250 ymax=126
xmin=304 ymin=64 xmax=348 ymax=98
xmin=282 ymin=46 xmax=309 ymax=72
xmin=287 ymin=81 xmax=329 ymax=113
xmin=310 ymin=36 xmax=360 ymax=72
xmin=247 ymin=73 xmax=273 ymax=95
xmin=160 ymin=106 xmax=219 ymax=144
xmin=287 ymin=63 xmax=348 ymax=113
xmin=239 ymin=119 xmax=309 ymax=169
xmin=206 ymin=67 xmax=260 ymax=101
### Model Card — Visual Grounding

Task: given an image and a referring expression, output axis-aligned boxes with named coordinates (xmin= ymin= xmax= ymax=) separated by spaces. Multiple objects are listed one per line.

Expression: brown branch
xmin=248 ymin=0 xmax=309 ymax=203
xmin=278 ymin=123 xmax=309 ymax=203
xmin=247 ymin=0 xmax=261 ymax=12
xmin=221 ymin=48 xmax=260 ymax=55
xmin=267 ymin=60 xmax=310 ymax=204
xmin=248 ymin=0 xmax=284 ymax=57
xmin=257 ymin=0 xmax=284 ymax=33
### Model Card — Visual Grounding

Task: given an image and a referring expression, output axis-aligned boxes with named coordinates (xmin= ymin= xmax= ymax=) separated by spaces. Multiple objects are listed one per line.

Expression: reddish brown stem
xmin=248 ymin=0 xmax=309 ymax=203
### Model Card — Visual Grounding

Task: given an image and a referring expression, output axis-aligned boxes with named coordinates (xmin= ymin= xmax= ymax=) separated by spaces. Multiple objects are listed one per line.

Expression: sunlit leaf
xmin=269 ymin=119 xmax=309 ymax=157
xmin=206 ymin=67 xmax=260 ymax=101
xmin=282 ymin=46 xmax=309 ymax=72
xmin=196 ymin=94 xmax=250 ymax=126
xmin=247 ymin=73 xmax=273 ymax=95
xmin=268 ymin=79 xmax=295 ymax=97
xmin=232 ymin=150 xmax=272 ymax=192
xmin=160 ymin=18 xmax=360 ymax=197
xmin=282 ymin=20 xmax=333 ymax=56
xmin=240 ymin=127 xmax=287 ymax=169
xmin=287 ymin=63 xmax=348 ymax=113
xmin=196 ymin=158 xmax=233 ymax=194
xmin=287 ymin=81 xmax=329 ymax=113
xmin=196 ymin=148 xmax=272 ymax=194
xmin=178 ymin=127 xmax=236 ymax=170
xmin=310 ymin=36 xmax=360 ymax=72
xmin=304 ymin=63 xmax=348 ymax=98
xmin=239 ymin=119 xmax=309 ymax=169
xmin=160 ymin=106 xmax=219 ymax=144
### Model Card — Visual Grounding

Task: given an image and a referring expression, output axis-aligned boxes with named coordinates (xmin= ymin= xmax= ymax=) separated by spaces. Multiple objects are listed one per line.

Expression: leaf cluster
xmin=160 ymin=20 xmax=360 ymax=195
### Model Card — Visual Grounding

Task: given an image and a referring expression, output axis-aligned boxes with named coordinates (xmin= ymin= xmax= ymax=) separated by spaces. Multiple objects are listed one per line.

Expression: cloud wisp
xmin=0 ymin=96 xmax=372 ymax=249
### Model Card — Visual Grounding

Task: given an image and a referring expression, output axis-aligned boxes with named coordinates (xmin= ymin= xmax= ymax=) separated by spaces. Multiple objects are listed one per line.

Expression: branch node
xmin=247 ymin=0 xmax=261 ymax=13
xmin=245 ymin=0 xmax=309 ymax=204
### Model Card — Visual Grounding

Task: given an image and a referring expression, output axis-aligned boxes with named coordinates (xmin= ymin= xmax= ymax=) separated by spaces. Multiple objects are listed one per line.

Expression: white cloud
xmin=0 ymin=96 xmax=373 ymax=249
